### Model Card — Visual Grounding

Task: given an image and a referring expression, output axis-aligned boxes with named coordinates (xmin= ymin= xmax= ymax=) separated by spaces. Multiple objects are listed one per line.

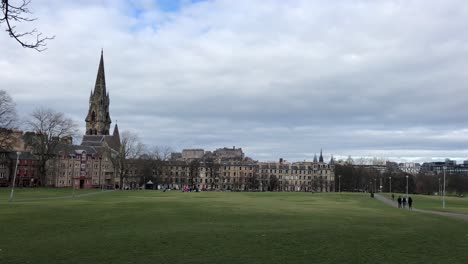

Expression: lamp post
xmin=338 ymin=175 xmax=341 ymax=193
xmin=405 ymin=175 xmax=409 ymax=199
xmin=443 ymin=166 xmax=447 ymax=209
xmin=9 ymin=152 xmax=21 ymax=202
xmin=389 ymin=176 xmax=392 ymax=193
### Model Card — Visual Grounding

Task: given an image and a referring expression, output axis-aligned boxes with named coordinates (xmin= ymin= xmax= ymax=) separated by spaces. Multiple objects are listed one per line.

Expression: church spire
xmin=319 ymin=149 xmax=324 ymax=163
xmin=94 ymin=49 xmax=106 ymax=95
xmin=313 ymin=153 xmax=318 ymax=163
xmin=113 ymin=123 xmax=119 ymax=137
xmin=85 ymin=50 xmax=111 ymax=135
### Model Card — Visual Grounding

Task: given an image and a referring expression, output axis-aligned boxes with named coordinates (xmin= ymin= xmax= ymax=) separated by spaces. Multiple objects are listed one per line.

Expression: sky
xmin=2 ymin=0 xmax=468 ymax=163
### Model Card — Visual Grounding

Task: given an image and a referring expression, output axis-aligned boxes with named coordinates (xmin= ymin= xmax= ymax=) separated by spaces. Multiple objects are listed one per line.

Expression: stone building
xmin=0 ymin=149 xmax=13 ymax=187
xmin=181 ymin=149 xmax=205 ymax=160
xmin=46 ymin=51 xmax=121 ymax=189
xmin=125 ymin=148 xmax=334 ymax=192
xmin=0 ymin=148 xmax=39 ymax=187
xmin=258 ymin=154 xmax=335 ymax=192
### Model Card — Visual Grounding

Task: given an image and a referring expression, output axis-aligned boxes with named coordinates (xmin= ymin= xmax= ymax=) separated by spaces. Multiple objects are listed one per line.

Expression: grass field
xmin=1 ymin=189 xmax=467 ymax=264
xmin=382 ymin=193 xmax=468 ymax=214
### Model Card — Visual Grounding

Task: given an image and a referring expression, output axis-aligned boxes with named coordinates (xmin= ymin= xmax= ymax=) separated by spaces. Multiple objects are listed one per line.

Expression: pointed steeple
xmin=112 ymin=123 xmax=120 ymax=148
xmin=113 ymin=123 xmax=119 ymax=138
xmin=94 ymin=49 xmax=106 ymax=95
xmin=319 ymin=149 xmax=324 ymax=163
xmin=330 ymin=155 xmax=334 ymax=165
xmin=313 ymin=153 xmax=318 ymax=163
xmin=85 ymin=50 xmax=111 ymax=136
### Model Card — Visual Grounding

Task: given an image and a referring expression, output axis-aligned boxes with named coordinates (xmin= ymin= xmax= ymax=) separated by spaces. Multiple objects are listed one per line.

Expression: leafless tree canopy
xmin=1 ymin=0 xmax=54 ymax=51
xmin=24 ymin=107 xmax=78 ymax=185
xmin=121 ymin=131 xmax=144 ymax=160
xmin=110 ymin=130 xmax=145 ymax=189
xmin=0 ymin=90 xmax=17 ymax=149
xmin=148 ymin=145 xmax=172 ymax=161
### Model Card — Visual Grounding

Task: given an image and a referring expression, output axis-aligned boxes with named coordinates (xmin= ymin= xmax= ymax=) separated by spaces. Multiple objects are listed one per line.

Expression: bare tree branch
xmin=24 ymin=107 xmax=78 ymax=186
xmin=107 ymin=130 xmax=144 ymax=190
xmin=1 ymin=0 xmax=54 ymax=51
xmin=0 ymin=90 xmax=17 ymax=150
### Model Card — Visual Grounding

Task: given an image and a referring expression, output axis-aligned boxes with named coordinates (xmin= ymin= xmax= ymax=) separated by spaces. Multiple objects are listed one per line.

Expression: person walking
xmin=408 ymin=196 xmax=413 ymax=210
xmin=392 ymin=194 xmax=395 ymax=201
xmin=402 ymin=197 xmax=407 ymax=209
xmin=397 ymin=196 xmax=402 ymax=208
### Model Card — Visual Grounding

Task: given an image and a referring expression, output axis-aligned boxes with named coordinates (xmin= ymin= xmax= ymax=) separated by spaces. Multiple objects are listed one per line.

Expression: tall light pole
xmin=443 ymin=166 xmax=446 ymax=209
xmin=389 ymin=176 xmax=392 ymax=193
xmin=405 ymin=175 xmax=409 ymax=199
xmin=9 ymin=152 xmax=21 ymax=202
xmin=338 ymin=175 xmax=341 ymax=193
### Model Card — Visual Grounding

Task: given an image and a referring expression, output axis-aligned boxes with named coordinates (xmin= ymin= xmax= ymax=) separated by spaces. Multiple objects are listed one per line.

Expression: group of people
xmin=392 ymin=194 xmax=413 ymax=210
xmin=183 ymin=185 xmax=200 ymax=192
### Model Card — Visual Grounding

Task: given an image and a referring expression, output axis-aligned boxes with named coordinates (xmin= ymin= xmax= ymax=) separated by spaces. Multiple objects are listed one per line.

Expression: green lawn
xmin=383 ymin=193 xmax=468 ymax=214
xmin=0 ymin=190 xmax=467 ymax=264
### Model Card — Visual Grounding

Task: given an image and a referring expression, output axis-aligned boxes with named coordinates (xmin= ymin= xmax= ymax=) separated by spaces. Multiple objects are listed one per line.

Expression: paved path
xmin=4 ymin=190 xmax=115 ymax=203
xmin=374 ymin=193 xmax=468 ymax=222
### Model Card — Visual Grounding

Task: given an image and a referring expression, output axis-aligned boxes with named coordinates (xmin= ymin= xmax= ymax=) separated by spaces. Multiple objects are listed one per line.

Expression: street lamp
xmin=443 ymin=166 xmax=447 ymax=209
xmin=405 ymin=175 xmax=409 ymax=199
xmin=9 ymin=152 xmax=21 ymax=202
xmin=389 ymin=176 xmax=392 ymax=193
xmin=338 ymin=175 xmax=341 ymax=193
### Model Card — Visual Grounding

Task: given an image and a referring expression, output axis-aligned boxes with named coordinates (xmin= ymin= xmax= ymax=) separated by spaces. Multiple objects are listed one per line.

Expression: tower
xmin=319 ymin=149 xmax=324 ymax=163
xmin=85 ymin=50 xmax=111 ymax=135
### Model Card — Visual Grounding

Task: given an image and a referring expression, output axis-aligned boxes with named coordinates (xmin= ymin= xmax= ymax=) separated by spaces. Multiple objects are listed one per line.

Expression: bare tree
xmin=0 ymin=90 xmax=17 ymax=150
xmin=188 ymin=160 xmax=200 ymax=189
xmin=24 ymin=107 xmax=78 ymax=186
xmin=1 ymin=0 xmax=54 ymax=51
xmin=150 ymin=145 xmax=172 ymax=161
xmin=110 ymin=131 xmax=144 ymax=190
xmin=138 ymin=145 xmax=173 ymax=188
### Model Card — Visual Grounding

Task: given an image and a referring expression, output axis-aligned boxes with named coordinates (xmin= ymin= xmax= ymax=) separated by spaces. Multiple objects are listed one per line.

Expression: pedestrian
xmin=402 ymin=197 xmax=406 ymax=209
xmin=391 ymin=193 xmax=395 ymax=201
xmin=397 ymin=196 xmax=402 ymax=208
xmin=408 ymin=197 xmax=413 ymax=210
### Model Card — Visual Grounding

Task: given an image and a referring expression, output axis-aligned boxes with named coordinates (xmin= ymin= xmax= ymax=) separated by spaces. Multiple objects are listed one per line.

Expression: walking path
xmin=374 ymin=193 xmax=468 ymax=222
xmin=3 ymin=190 xmax=115 ymax=203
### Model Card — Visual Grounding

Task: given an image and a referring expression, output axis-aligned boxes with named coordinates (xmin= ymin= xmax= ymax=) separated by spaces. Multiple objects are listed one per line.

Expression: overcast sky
xmin=3 ymin=0 xmax=468 ymax=163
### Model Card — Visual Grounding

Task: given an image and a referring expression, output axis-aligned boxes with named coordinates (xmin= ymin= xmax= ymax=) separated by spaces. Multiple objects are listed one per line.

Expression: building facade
xmin=125 ymin=149 xmax=335 ymax=192
xmin=46 ymin=51 xmax=121 ymax=189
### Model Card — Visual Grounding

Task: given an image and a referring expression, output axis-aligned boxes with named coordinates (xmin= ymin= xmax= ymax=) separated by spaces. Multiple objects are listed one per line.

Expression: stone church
xmin=47 ymin=51 xmax=121 ymax=189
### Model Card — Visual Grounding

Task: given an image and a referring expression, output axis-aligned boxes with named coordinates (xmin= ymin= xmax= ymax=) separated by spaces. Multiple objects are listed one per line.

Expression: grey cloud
xmin=3 ymin=0 xmax=468 ymax=162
